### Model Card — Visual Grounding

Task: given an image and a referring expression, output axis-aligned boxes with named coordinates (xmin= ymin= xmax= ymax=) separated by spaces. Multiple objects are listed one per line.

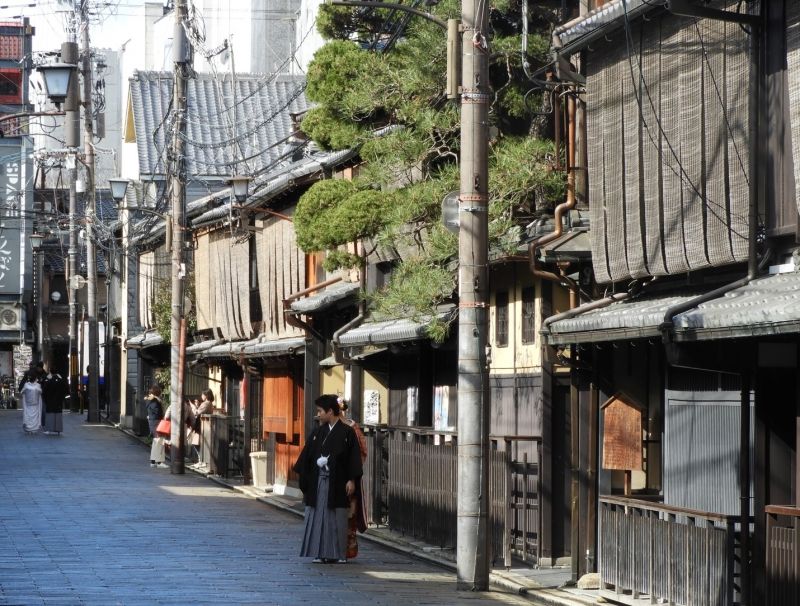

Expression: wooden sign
xmin=602 ymin=392 xmax=644 ymax=472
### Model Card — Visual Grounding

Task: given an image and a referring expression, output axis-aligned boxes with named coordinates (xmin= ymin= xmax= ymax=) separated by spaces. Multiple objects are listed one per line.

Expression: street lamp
xmin=36 ymin=62 xmax=77 ymax=108
xmin=228 ymin=175 xmax=251 ymax=203
xmin=108 ymin=178 xmax=130 ymax=203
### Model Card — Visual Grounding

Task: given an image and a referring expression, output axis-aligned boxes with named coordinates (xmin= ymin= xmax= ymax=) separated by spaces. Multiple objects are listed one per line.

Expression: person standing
xmin=144 ymin=384 xmax=164 ymax=439
xmin=340 ymin=401 xmax=368 ymax=559
xmin=293 ymin=394 xmax=363 ymax=564
xmin=20 ymin=370 xmax=43 ymax=433
xmin=41 ymin=364 xmax=68 ymax=435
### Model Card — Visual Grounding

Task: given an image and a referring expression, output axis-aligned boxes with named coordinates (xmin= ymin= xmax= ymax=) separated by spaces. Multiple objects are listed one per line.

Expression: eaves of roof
xmin=552 ymin=0 xmax=659 ymax=56
xmin=544 ymin=271 xmax=800 ymax=345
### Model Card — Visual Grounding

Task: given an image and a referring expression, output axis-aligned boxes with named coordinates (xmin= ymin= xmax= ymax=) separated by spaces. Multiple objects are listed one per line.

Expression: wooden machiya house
xmin=187 ymin=147 xmax=357 ymax=494
xmin=545 ymin=1 xmax=800 ymax=604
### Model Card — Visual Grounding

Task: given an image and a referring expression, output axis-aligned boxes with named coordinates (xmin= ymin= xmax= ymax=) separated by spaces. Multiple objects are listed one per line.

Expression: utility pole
xmin=457 ymin=0 xmax=490 ymax=591
xmin=170 ymin=0 xmax=191 ymax=474
xmin=62 ymin=39 xmax=80 ymax=413
xmin=79 ymin=1 xmax=100 ymax=423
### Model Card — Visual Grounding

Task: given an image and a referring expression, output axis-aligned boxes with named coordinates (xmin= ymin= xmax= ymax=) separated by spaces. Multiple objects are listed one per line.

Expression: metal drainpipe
xmin=332 ymin=247 xmax=367 ymax=364
xmin=529 ymin=88 xmax=580 ymax=300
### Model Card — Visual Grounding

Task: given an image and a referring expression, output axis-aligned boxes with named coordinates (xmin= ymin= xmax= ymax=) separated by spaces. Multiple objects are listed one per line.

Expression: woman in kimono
xmin=340 ymin=401 xmax=368 ymax=559
xmin=20 ymin=370 xmax=43 ymax=433
xmin=294 ymin=394 xmax=363 ymax=563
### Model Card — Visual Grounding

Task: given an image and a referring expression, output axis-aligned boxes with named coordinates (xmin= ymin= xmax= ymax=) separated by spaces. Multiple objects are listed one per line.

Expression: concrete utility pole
xmin=456 ymin=0 xmax=490 ymax=591
xmin=170 ymin=0 xmax=191 ymax=474
xmin=80 ymin=3 xmax=100 ymax=423
xmin=62 ymin=39 xmax=80 ymax=413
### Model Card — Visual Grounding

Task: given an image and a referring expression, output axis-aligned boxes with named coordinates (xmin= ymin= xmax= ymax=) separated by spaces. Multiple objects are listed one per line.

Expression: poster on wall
xmin=12 ymin=344 xmax=31 ymax=383
xmin=406 ymin=386 xmax=418 ymax=426
xmin=363 ymin=389 xmax=379 ymax=425
xmin=434 ymin=385 xmax=453 ymax=432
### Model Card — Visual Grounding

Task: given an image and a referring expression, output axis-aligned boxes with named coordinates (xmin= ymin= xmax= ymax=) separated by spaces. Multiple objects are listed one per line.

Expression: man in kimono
xmin=294 ymin=394 xmax=363 ymax=563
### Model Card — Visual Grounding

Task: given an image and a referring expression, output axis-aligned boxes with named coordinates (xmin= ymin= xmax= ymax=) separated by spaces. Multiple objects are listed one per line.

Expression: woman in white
xmin=20 ymin=374 xmax=43 ymax=433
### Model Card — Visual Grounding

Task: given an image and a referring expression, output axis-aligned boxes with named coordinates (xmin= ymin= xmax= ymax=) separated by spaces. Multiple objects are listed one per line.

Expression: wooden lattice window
xmin=521 ymin=286 xmax=535 ymax=344
xmin=495 ymin=291 xmax=508 ymax=347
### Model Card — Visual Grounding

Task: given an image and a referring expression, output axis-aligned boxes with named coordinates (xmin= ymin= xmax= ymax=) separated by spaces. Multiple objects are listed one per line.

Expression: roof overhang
xmin=338 ymin=306 xmax=456 ymax=348
xmin=544 ymin=272 xmax=800 ymax=345
xmin=552 ymin=0 xmax=659 ymax=57
xmin=289 ymin=282 xmax=360 ymax=315
xmin=125 ymin=331 xmax=164 ymax=349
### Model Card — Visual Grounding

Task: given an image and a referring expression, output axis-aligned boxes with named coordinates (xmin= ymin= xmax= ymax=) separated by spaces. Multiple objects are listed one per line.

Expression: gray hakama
xmin=299 ymin=468 xmax=349 ymax=560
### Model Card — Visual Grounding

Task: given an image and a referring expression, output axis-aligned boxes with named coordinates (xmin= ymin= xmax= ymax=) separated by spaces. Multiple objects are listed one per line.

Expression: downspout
xmin=332 ymin=244 xmax=367 ymax=364
xmin=528 ymin=88 xmax=580 ymax=299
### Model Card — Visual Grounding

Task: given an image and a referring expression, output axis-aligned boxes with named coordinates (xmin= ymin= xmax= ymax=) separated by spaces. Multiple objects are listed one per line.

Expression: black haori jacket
xmin=293 ymin=420 xmax=363 ymax=509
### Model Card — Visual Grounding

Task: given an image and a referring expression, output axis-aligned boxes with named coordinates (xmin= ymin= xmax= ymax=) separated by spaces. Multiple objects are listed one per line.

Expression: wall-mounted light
xmin=228 ymin=174 xmax=251 ymax=203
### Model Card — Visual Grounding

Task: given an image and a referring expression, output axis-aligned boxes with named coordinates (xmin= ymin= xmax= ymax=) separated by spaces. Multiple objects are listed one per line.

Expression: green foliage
xmin=151 ymin=272 xmax=198 ymax=346
xmin=154 ymin=368 xmax=171 ymax=406
xmin=295 ymin=179 xmax=395 ymax=257
xmin=300 ymin=1 xmax=563 ymax=339
xmin=370 ymin=257 xmax=456 ymax=334
xmin=300 ymin=106 xmax=368 ymax=151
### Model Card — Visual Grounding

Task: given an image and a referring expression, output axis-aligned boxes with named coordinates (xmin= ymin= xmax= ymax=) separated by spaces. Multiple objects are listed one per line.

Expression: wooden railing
xmin=766 ymin=505 xmax=800 ymax=606
xmin=360 ymin=425 xmax=541 ymax=565
xmin=491 ymin=436 xmax=542 ymax=567
xmin=599 ymin=497 xmax=739 ymax=606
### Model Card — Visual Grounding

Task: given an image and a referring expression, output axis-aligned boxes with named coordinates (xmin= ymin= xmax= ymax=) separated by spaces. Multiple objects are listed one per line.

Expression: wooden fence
xmin=599 ymin=496 xmax=738 ymax=606
xmin=766 ymin=505 xmax=800 ymax=606
xmin=359 ymin=426 xmax=541 ymax=565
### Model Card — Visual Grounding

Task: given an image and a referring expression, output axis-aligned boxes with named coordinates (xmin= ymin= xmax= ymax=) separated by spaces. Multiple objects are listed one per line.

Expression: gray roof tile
xmin=129 ymin=71 xmax=309 ymax=178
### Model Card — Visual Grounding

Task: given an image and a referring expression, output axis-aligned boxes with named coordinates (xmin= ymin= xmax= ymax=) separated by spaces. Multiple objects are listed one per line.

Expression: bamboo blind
xmin=586 ymin=3 xmax=750 ymax=284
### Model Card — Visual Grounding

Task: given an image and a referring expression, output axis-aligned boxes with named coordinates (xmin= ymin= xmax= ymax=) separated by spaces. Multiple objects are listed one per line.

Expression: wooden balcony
xmin=766 ymin=505 xmax=800 ymax=606
xmin=599 ymin=496 xmax=741 ymax=606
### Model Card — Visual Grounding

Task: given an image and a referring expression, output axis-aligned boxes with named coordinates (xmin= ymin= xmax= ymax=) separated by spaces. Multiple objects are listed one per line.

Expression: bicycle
xmin=0 ymin=375 xmax=16 ymax=409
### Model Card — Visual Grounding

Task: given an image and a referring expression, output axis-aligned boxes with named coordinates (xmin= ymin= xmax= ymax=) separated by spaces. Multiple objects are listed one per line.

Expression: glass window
xmin=521 ymin=286 xmax=535 ymax=344
xmin=495 ymin=291 xmax=508 ymax=348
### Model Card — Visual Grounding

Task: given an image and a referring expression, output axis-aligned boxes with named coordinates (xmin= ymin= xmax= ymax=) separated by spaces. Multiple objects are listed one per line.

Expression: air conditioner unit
xmin=0 ymin=303 xmax=21 ymax=331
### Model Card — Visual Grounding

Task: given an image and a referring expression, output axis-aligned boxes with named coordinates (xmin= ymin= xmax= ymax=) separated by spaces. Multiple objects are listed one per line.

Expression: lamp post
xmin=38 ymin=51 xmax=80 ymax=411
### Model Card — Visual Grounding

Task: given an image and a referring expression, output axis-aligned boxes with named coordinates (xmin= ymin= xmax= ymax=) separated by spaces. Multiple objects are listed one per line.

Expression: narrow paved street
xmin=0 ymin=411 xmax=531 ymax=606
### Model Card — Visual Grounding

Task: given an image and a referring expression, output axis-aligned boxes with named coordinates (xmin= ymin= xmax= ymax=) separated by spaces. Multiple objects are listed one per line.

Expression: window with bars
xmin=521 ymin=286 xmax=535 ymax=344
xmin=495 ymin=291 xmax=508 ymax=348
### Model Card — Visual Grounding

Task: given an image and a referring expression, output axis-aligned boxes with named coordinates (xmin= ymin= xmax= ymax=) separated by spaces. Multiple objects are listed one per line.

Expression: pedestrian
xmin=339 ymin=400 xmax=368 ymax=559
xmin=144 ymin=384 xmax=164 ymax=438
xmin=41 ymin=363 xmax=67 ymax=435
xmin=20 ymin=369 xmax=43 ymax=433
xmin=164 ymin=396 xmax=195 ymax=460
xmin=189 ymin=389 xmax=214 ymax=460
xmin=293 ymin=394 xmax=363 ymax=564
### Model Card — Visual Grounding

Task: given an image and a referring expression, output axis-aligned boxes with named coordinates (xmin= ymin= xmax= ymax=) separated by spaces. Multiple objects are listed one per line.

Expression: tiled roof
xmin=129 ymin=71 xmax=309 ymax=178
xmin=545 ymin=271 xmax=800 ymax=344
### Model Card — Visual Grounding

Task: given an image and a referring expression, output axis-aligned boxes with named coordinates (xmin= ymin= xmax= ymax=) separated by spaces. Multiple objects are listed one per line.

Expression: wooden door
xmin=262 ymin=363 xmax=304 ymax=486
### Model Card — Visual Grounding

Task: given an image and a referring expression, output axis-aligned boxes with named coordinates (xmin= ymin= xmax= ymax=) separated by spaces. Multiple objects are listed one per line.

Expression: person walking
xmin=20 ymin=370 xmax=43 ymax=433
xmin=293 ymin=394 xmax=363 ymax=564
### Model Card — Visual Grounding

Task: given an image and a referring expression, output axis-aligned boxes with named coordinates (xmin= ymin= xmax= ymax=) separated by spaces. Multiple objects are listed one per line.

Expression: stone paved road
xmin=0 ymin=411 xmax=532 ymax=606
